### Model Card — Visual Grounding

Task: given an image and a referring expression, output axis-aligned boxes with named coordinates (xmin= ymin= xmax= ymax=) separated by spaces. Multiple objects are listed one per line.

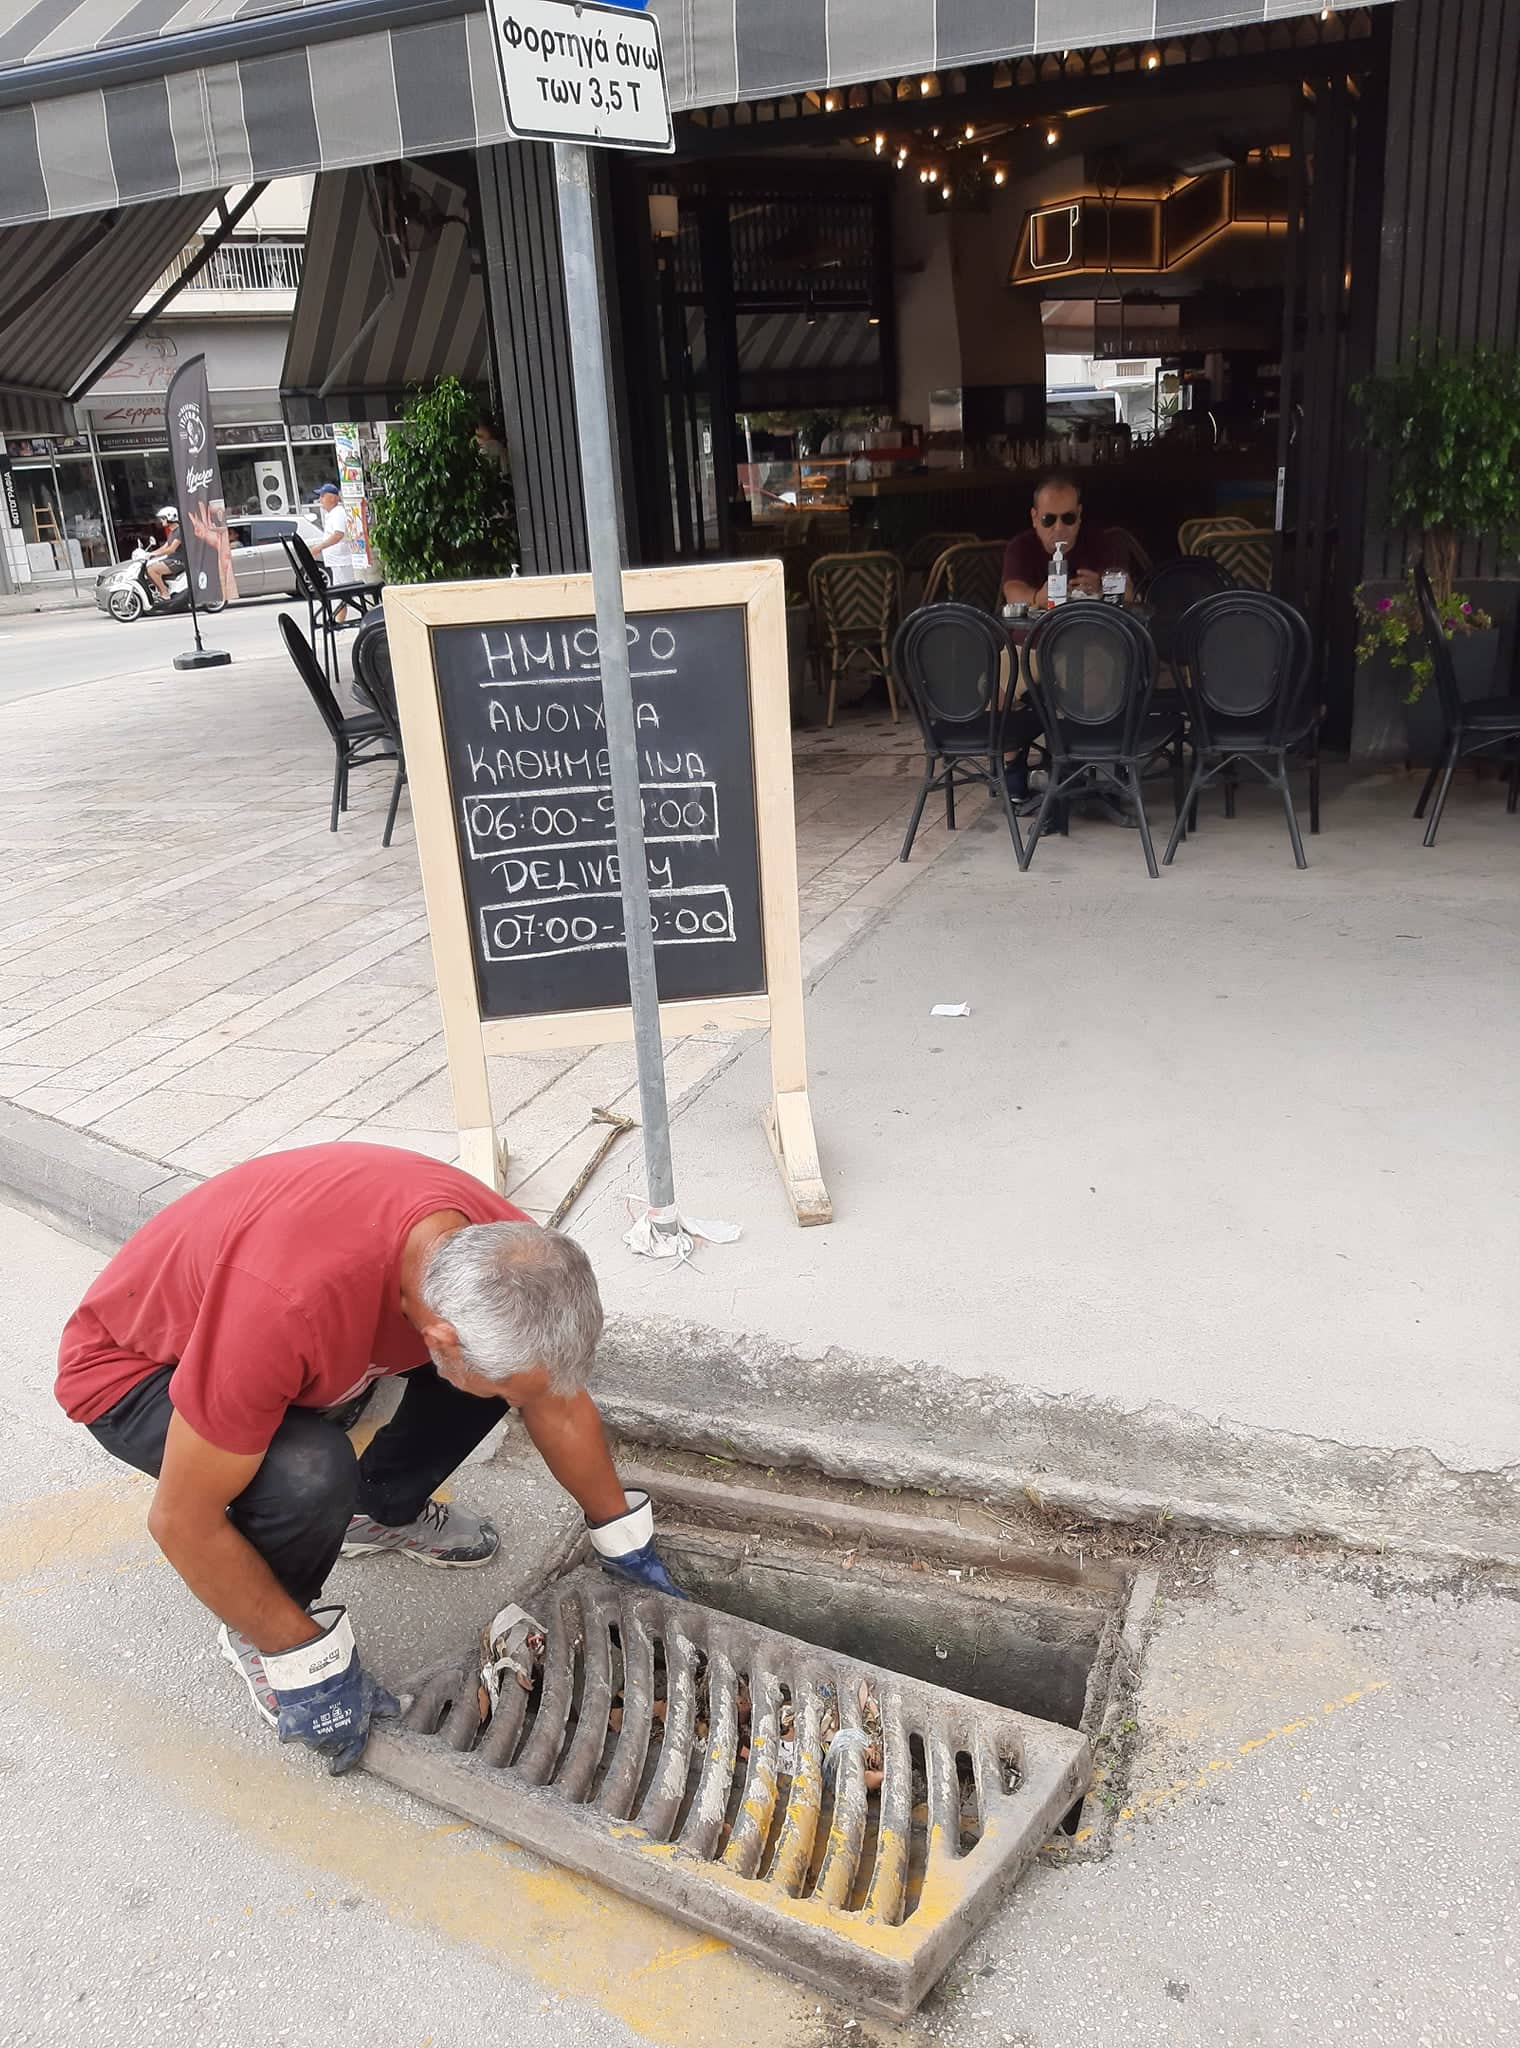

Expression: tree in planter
xmin=370 ymin=375 xmax=517 ymax=582
xmin=1351 ymin=341 xmax=1520 ymax=700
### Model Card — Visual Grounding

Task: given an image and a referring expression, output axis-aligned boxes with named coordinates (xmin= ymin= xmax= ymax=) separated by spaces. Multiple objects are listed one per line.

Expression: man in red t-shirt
xmin=56 ymin=1142 xmax=681 ymax=1774
xmin=1000 ymin=471 xmax=1133 ymax=609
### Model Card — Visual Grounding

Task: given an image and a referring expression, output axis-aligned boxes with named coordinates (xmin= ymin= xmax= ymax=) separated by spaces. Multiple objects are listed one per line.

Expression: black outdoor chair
xmin=891 ymin=603 xmax=1028 ymax=866
xmin=1411 ymin=560 xmax=1520 ymax=847
xmin=278 ymin=612 xmax=396 ymax=835
xmin=1019 ymin=604 xmax=1184 ymax=879
xmin=280 ymin=531 xmax=377 ymax=685
xmin=350 ymin=612 xmax=408 ymax=847
xmin=1140 ymin=555 xmax=1234 ymax=670
xmin=1163 ymin=591 xmax=1318 ymax=869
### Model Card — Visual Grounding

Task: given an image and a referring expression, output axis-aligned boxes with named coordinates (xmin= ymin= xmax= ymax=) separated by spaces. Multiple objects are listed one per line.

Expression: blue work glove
xmin=588 ymin=1489 xmax=689 ymax=1599
xmin=262 ymin=1604 xmax=401 ymax=1776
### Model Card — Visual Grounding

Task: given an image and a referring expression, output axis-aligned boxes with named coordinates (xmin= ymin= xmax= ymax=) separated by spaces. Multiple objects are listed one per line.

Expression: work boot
xmin=217 ymin=1623 xmax=279 ymax=1728
xmin=340 ymin=1497 xmax=499 ymax=1568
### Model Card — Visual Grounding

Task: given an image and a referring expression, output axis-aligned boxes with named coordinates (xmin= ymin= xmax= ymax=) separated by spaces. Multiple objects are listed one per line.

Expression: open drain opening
xmin=657 ymin=1533 xmax=1115 ymax=1732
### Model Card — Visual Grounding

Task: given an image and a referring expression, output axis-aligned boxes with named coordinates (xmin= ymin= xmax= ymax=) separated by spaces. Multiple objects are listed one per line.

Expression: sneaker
xmin=217 ymin=1623 xmax=279 ymax=1728
xmin=340 ymin=1498 xmax=499 ymax=1568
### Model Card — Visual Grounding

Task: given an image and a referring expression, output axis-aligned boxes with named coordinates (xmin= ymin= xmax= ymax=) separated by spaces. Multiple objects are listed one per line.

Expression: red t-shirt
xmin=1001 ymin=522 xmax=1128 ymax=591
xmin=56 ymin=1143 xmax=523 ymax=1454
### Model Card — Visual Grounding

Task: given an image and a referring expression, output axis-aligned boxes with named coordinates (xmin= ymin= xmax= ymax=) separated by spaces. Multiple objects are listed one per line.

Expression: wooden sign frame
xmin=384 ymin=559 xmax=831 ymax=1226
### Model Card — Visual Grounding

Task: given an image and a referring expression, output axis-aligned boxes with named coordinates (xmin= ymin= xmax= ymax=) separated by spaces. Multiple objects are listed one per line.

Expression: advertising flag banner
xmin=164 ymin=353 xmax=238 ymax=605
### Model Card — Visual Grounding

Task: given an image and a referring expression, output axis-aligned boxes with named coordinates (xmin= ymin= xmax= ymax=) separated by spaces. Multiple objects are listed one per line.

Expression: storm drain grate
xmin=364 ymin=1568 xmax=1090 ymax=2017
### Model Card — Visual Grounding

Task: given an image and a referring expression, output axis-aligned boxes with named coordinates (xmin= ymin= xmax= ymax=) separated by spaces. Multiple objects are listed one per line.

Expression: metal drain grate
xmin=365 ymin=1568 xmax=1090 ymax=2018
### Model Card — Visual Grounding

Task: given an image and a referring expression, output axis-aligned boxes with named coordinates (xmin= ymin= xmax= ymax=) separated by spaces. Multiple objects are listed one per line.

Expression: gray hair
xmin=421 ymin=1222 xmax=603 ymax=1393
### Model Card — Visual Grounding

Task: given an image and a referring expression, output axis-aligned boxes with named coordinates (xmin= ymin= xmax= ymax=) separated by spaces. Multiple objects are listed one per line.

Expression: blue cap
xmin=315 ymin=480 xmax=341 ymax=495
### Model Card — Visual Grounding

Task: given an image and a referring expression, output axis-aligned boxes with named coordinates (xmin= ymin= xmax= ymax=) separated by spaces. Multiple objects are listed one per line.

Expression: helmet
xmin=156 ymin=506 xmax=180 ymax=523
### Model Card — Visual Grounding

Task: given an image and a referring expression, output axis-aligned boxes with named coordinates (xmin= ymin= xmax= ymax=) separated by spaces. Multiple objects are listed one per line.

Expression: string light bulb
xmin=941 ymin=182 xmax=952 ymax=200
xmin=920 ymin=76 xmax=934 ymax=95
xmin=965 ymin=124 xmax=975 ymax=140
xmin=1045 ymin=126 xmax=1060 ymax=146
xmin=1146 ymin=49 xmax=1161 ymax=69
xmin=874 ymin=132 xmax=885 ymax=153
xmin=824 ymin=94 xmax=836 ymax=112
xmin=993 ymin=167 xmax=1007 ymax=186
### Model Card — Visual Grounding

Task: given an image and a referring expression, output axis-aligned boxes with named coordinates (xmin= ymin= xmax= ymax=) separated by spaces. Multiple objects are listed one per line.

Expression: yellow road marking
xmin=0 ymin=1607 xmax=908 ymax=2047
xmin=1120 ymin=1682 xmax=1389 ymax=1822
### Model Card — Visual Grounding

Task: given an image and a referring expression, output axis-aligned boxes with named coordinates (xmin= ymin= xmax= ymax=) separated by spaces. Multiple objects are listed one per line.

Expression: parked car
xmin=93 ymin=514 xmax=323 ymax=617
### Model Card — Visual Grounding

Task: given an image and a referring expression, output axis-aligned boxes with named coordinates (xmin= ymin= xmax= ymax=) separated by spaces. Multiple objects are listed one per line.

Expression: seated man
xmin=144 ymin=506 xmax=185 ymax=606
xmin=1001 ymin=471 xmax=1132 ymax=609
xmin=56 ymin=1141 xmax=682 ymax=1776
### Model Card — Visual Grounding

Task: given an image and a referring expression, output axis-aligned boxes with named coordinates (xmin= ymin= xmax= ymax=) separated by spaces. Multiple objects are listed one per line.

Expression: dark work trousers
xmin=87 ymin=1363 xmax=508 ymax=1608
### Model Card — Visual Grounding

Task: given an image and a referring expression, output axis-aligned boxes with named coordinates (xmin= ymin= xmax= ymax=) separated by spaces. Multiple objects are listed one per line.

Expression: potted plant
xmin=1353 ymin=342 xmax=1520 ymax=751
xmin=369 ymin=374 xmax=517 ymax=583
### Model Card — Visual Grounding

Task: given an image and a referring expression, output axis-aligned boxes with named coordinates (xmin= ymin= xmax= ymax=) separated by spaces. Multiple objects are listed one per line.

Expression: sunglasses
xmin=1038 ymin=510 xmax=1082 ymax=528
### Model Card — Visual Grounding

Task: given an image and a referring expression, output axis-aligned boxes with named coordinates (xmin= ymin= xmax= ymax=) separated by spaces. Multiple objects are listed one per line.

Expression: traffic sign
xmin=488 ymin=0 xmax=674 ymax=154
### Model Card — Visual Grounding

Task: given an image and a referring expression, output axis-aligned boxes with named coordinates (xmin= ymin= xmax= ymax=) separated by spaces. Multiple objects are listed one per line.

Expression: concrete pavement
xmin=5 ymin=1199 xmax=1517 ymax=2048
xmin=574 ymin=771 xmax=1520 ymax=1559
xmin=0 ymin=594 xmax=292 ymax=706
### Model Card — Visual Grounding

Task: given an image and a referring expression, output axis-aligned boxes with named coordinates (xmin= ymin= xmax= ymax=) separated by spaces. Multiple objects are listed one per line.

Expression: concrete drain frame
xmin=363 ymin=1466 xmax=1154 ymax=2018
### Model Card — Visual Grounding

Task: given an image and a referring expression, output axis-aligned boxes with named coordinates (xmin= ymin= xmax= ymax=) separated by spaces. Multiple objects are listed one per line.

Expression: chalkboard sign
xmin=385 ymin=561 xmax=830 ymax=1224
xmin=431 ymin=604 xmax=766 ymax=1020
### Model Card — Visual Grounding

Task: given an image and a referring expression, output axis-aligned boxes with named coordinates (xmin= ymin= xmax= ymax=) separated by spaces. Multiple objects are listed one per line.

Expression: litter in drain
xmin=364 ymin=1567 xmax=1090 ymax=2018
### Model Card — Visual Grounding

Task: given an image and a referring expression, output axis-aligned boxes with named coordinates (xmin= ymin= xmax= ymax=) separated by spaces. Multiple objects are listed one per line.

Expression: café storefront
xmin=1 ymin=0 xmax=1514 ymax=739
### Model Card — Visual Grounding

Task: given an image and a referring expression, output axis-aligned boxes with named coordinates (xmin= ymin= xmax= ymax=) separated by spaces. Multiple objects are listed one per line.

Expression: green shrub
xmin=370 ymin=375 xmax=517 ymax=583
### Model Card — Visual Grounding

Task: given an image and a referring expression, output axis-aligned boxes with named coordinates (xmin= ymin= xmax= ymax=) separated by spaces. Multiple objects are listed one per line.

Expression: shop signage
xmin=488 ymin=0 xmax=673 ymax=153
xmin=97 ymin=429 xmax=170 ymax=450
xmin=165 ymin=354 xmax=238 ymax=604
xmin=383 ymin=560 xmax=830 ymax=1222
xmin=0 ymin=456 xmax=22 ymax=531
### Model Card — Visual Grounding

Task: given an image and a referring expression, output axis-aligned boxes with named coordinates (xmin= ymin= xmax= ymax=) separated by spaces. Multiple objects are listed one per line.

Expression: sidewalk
xmin=0 ymin=626 xmax=967 ymax=1220
xmin=0 ymin=583 xmax=97 ymax=616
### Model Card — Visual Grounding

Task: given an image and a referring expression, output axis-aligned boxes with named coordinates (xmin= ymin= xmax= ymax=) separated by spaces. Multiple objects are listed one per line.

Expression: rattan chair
xmin=808 ymin=550 xmax=903 ymax=725
xmin=1192 ymin=526 xmax=1274 ymax=591
xmin=921 ymin=539 xmax=1007 ymax=613
xmin=1178 ymin=514 xmax=1254 ymax=556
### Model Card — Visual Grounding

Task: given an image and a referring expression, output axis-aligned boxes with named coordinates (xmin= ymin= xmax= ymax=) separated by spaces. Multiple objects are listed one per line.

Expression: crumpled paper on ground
xmin=623 ymin=1203 xmax=741 ymax=1263
xmin=930 ymin=1002 xmax=971 ymax=1017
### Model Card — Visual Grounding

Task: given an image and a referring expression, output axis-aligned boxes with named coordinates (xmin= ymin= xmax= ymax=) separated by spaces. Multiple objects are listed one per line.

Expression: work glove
xmin=262 ymin=1604 xmax=401 ymax=1776
xmin=588 ymin=1489 xmax=688 ymax=1599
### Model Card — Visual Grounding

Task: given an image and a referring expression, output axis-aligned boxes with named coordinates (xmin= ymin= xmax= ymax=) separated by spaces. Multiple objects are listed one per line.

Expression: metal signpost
xmin=487 ymin=0 xmax=680 ymax=1220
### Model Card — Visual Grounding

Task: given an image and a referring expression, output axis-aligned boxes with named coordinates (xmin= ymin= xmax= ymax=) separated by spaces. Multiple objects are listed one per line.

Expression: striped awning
xmin=0 ymin=2 xmax=1396 ymax=229
xmin=281 ymin=159 xmax=489 ymax=423
xmin=0 ymin=188 xmax=213 ymax=432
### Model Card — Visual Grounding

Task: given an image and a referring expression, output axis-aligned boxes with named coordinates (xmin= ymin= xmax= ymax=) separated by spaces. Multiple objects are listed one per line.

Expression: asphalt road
xmin=0 ymin=598 xmax=306 ymax=707
xmin=4 ymin=1196 xmax=1518 ymax=2048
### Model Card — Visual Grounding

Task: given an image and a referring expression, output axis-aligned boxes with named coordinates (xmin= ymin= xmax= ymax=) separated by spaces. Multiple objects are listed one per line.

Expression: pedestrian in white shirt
xmin=309 ymin=482 xmax=356 ymax=621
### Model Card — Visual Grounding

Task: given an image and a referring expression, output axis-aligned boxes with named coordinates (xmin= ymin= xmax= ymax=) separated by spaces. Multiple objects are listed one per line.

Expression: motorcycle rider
xmin=144 ymin=506 xmax=185 ymax=608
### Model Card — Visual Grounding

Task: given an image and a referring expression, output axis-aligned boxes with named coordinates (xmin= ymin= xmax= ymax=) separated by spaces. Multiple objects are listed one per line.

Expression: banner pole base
xmin=173 ymin=648 xmax=232 ymax=669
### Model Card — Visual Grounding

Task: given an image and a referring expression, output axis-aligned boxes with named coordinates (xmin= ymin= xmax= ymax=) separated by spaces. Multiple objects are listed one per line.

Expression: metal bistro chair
xmin=1412 ymin=560 xmax=1520 ymax=847
xmin=1141 ymin=555 xmax=1235 ymax=672
xmin=280 ymin=531 xmax=378 ymax=685
xmin=1020 ymin=604 xmax=1183 ymax=879
xmin=351 ymin=611 xmax=409 ymax=847
xmin=892 ymin=603 xmax=1026 ymax=866
xmin=1164 ymin=591 xmax=1318 ymax=870
xmin=278 ymin=612 xmax=396 ymax=835
xmin=921 ymin=539 xmax=1007 ymax=613
xmin=808 ymin=550 xmax=903 ymax=726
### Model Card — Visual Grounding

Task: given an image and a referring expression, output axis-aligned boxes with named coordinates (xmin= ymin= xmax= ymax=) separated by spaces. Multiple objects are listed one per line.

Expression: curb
xmin=0 ymin=1100 xmax=199 ymax=1253
xmin=8 ymin=1099 xmax=1517 ymax=1565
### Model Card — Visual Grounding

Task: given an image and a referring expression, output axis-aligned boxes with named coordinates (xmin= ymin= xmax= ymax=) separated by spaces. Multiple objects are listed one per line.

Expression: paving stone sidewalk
xmin=0 ymin=636 xmax=967 ymax=1217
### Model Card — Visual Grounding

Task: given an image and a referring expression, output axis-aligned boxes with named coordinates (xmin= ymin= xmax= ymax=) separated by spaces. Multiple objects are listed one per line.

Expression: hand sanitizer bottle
xmin=1047 ymin=541 xmax=1068 ymax=607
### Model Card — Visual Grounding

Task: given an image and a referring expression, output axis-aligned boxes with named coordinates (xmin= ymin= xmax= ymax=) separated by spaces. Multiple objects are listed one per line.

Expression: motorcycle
xmin=96 ymin=544 xmax=227 ymax=624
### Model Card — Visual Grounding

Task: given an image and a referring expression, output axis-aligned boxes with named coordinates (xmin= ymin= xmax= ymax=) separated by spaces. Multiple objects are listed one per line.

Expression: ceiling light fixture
xmin=994 ymin=168 xmax=1007 ymax=186
xmin=1046 ymin=127 xmax=1060 ymax=147
xmin=1146 ymin=50 xmax=1161 ymax=70
xmin=920 ymin=76 xmax=934 ymax=96
xmin=941 ymin=182 xmax=952 ymax=199
xmin=965 ymin=124 xmax=975 ymax=140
